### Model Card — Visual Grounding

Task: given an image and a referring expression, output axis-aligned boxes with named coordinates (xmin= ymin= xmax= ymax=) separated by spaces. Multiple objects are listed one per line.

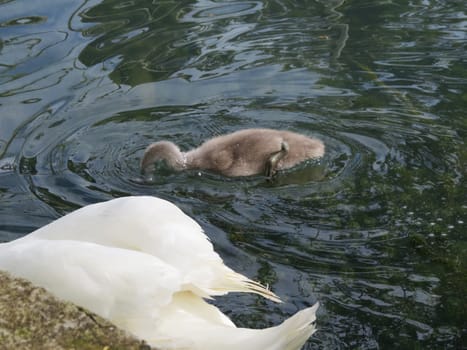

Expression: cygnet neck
xmin=141 ymin=141 xmax=187 ymax=173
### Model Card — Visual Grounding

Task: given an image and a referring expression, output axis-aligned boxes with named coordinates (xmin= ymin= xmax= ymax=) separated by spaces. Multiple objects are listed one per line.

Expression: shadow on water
xmin=0 ymin=0 xmax=466 ymax=348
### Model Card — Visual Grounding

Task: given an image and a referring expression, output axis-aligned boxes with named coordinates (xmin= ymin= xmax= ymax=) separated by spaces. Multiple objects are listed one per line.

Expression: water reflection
xmin=0 ymin=0 xmax=466 ymax=348
xmin=76 ymin=0 xmax=354 ymax=84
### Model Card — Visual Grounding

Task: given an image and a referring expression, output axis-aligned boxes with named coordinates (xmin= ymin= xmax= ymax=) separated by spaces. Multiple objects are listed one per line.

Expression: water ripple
xmin=181 ymin=1 xmax=263 ymax=22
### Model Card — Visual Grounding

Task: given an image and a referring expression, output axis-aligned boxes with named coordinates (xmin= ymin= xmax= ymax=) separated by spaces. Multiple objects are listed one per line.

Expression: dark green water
xmin=0 ymin=0 xmax=466 ymax=348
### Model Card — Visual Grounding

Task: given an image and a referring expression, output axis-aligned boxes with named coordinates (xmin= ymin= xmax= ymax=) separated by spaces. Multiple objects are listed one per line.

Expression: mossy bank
xmin=0 ymin=271 xmax=154 ymax=350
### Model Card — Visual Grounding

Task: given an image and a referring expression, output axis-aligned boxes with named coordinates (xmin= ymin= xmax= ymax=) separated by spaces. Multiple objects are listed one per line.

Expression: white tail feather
xmin=152 ymin=300 xmax=319 ymax=350
xmin=223 ymin=270 xmax=282 ymax=303
xmin=279 ymin=302 xmax=319 ymax=350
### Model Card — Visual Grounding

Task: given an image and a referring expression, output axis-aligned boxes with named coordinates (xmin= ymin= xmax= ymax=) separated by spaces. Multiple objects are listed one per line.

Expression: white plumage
xmin=0 ymin=196 xmax=318 ymax=350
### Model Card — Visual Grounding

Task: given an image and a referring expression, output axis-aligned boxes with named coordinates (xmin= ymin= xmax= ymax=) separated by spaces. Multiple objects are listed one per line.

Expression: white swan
xmin=141 ymin=129 xmax=325 ymax=177
xmin=0 ymin=196 xmax=318 ymax=350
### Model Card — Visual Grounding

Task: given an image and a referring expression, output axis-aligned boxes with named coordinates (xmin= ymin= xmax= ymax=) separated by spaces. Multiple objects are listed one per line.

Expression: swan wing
xmin=25 ymin=196 xmax=279 ymax=301
xmin=0 ymin=239 xmax=182 ymax=330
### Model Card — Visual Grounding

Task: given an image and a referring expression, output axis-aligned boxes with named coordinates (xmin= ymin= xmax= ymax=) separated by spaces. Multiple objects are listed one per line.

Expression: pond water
xmin=0 ymin=0 xmax=466 ymax=348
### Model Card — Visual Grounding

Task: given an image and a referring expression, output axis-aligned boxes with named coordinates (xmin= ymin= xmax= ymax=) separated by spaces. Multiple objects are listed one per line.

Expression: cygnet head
xmin=141 ymin=141 xmax=185 ymax=175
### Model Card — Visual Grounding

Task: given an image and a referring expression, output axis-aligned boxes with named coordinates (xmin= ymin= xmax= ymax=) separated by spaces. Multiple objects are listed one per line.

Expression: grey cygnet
xmin=141 ymin=128 xmax=325 ymax=177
